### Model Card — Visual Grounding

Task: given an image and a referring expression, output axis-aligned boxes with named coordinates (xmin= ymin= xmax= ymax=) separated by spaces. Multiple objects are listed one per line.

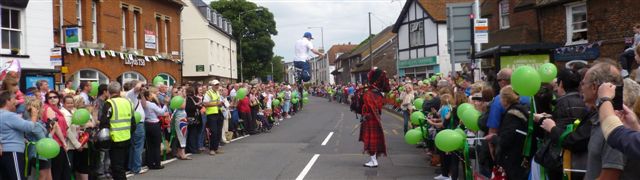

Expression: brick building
xmin=478 ymin=0 xmax=640 ymax=71
xmin=312 ymin=43 xmax=356 ymax=85
xmin=344 ymin=26 xmax=398 ymax=84
xmin=53 ymin=0 xmax=185 ymax=88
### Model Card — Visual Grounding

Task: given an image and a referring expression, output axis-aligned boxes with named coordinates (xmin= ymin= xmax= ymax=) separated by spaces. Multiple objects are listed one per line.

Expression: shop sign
xmin=553 ymin=41 xmax=601 ymax=62
xmin=196 ymin=65 xmax=205 ymax=72
xmin=125 ymin=58 xmax=146 ymax=66
xmin=65 ymin=27 xmax=80 ymax=48
xmin=500 ymin=54 xmax=549 ymax=70
xmin=50 ymin=47 xmax=62 ymax=66
xmin=398 ymin=56 xmax=437 ymax=68
xmin=145 ymin=30 xmax=156 ymax=49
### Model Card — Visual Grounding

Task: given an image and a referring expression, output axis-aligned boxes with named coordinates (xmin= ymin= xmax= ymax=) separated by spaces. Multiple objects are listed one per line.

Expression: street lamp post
xmin=237 ymin=7 xmax=264 ymax=83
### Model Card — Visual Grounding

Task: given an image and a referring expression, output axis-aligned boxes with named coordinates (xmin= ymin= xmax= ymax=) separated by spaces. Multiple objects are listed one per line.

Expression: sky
xmin=206 ymin=0 xmax=406 ymax=62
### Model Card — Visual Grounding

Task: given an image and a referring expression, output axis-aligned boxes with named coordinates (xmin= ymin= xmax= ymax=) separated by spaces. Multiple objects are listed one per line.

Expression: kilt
xmin=358 ymin=90 xmax=387 ymax=156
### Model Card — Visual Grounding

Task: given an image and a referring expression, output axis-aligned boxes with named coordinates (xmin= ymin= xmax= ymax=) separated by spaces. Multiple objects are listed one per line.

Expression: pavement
xmin=132 ymin=96 xmax=438 ymax=180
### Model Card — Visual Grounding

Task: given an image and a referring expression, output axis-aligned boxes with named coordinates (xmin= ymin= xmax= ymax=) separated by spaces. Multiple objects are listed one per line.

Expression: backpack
xmin=350 ymin=89 xmax=364 ymax=114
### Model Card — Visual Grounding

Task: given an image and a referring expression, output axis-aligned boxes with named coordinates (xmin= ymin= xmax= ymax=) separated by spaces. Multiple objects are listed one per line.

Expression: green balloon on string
xmin=169 ymin=96 xmax=185 ymax=109
xmin=404 ymin=129 xmax=424 ymax=145
xmin=291 ymin=98 xmax=299 ymax=104
xmin=410 ymin=111 xmax=426 ymax=125
xmin=236 ymin=88 xmax=248 ymax=100
xmin=454 ymin=128 xmax=467 ymax=139
xmin=272 ymin=99 xmax=281 ymax=107
xmin=278 ymin=92 xmax=285 ymax=99
xmin=303 ymin=97 xmax=309 ymax=104
xmin=89 ymin=82 xmax=99 ymax=97
xmin=398 ymin=86 xmax=405 ymax=92
xmin=153 ymin=76 xmax=165 ymax=86
xmin=461 ymin=109 xmax=481 ymax=131
xmin=71 ymin=108 xmax=91 ymax=125
xmin=36 ymin=138 xmax=60 ymax=159
xmin=538 ymin=63 xmax=558 ymax=83
xmin=457 ymin=103 xmax=474 ymax=118
xmin=303 ymin=91 xmax=309 ymax=98
xmin=413 ymin=98 xmax=425 ymax=110
xmin=511 ymin=66 xmax=541 ymax=96
xmin=435 ymin=129 xmax=464 ymax=152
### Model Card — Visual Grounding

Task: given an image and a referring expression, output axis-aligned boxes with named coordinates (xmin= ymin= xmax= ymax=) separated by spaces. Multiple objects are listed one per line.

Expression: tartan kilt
xmin=359 ymin=114 xmax=387 ymax=156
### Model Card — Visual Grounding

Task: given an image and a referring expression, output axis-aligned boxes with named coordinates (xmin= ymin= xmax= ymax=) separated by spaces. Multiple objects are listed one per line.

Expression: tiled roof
xmin=394 ymin=0 xmax=475 ymax=32
xmin=327 ymin=44 xmax=358 ymax=64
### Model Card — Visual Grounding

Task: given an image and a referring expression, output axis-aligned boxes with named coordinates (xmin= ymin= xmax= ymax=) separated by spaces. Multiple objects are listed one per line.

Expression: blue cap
xmin=303 ymin=32 xmax=314 ymax=39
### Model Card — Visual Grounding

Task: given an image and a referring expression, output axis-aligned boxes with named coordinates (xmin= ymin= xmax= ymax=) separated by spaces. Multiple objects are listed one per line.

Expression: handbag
xmin=534 ymin=139 xmax=563 ymax=170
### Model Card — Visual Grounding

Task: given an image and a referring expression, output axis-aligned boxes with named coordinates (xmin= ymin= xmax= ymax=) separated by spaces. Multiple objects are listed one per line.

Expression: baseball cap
xmin=303 ymin=32 xmax=314 ymax=39
xmin=210 ymin=80 xmax=220 ymax=85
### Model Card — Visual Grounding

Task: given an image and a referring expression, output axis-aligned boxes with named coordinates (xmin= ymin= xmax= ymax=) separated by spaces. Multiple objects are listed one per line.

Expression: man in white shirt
xmin=293 ymin=32 xmax=324 ymax=83
xmin=125 ymin=80 xmax=147 ymax=174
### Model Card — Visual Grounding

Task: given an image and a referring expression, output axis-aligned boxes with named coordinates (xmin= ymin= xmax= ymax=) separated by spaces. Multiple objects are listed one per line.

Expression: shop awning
xmin=475 ymin=43 xmax=561 ymax=59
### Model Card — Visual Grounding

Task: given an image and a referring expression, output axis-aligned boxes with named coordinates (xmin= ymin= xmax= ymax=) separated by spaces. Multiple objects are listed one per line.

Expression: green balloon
xmin=72 ymin=108 xmax=91 ymax=125
xmin=291 ymin=98 xmax=299 ymax=104
xmin=398 ymin=86 xmax=405 ymax=92
xmin=396 ymin=98 xmax=402 ymax=103
xmin=457 ymin=103 xmax=474 ymax=118
xmin=461 ymin=109 xmax=481 ymax=131
xmin=169 ymin=96 xmax=185 ymax=109
xmin=36 ymin=138 xmax=60 ymax=159
xmin=236 ymin=88 xmax=248 ymax=100
xmin=278 ymin=92 xmax=285 ymax=99
xmin=153 ymin=76 xmax=165 ymax=86
xmin=454 ymin=128 xmax=467 ymax=139
xmin=272 ymin=99 xmax=281 ymax=107
xmin=410 ymin=111 xmax=426 ymax=125
xmin=538 ymin=63 xmax=558 ymax=83
xmin=303 ymin=97 xmax=309 ymax=104
xmin=292 ymin=91 xmax=299 ymax=98
xmin=89 ymin=82 xmax=99 ymax=97
xmin=134 ymin=111 xmax=142 ymax=124
xmin=435 ymin=129 xmax=465 ymax=152
xmin=404 ymin=129 xmax=424 ymax=145
xmin=422 ymin=79 xmax=430 ymax=84
xmin=303 ymin=91 xmax=309 ymax=98
xmin=413 ymin=98 xmax=424 ymax=110
xmin=512 ymin=66 xmax=541 ymax=96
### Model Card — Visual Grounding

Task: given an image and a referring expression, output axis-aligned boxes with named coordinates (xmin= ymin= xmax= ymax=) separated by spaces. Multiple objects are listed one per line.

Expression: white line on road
xmin=321 ymin=132 xmax=334 ymax=146
xmin=296 ymin=154 xmax=320 ymax=180
xmin=230 ymin=135 xmax=250 ymax=142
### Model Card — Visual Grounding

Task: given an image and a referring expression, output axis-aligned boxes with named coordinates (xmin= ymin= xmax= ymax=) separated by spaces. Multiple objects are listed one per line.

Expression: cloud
xmin=204 ymin=0 xmax=406 ymax=62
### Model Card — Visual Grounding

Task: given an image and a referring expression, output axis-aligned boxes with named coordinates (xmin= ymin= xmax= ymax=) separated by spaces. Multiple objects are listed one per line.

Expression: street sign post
xmin=474 ymin=18 xmax=489 ymax=44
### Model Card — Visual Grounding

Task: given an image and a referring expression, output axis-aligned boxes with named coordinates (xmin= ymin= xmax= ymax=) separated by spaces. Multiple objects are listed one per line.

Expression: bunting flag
xmin=119 ymin=52 xmax=125 ymax=60
xmin=128 ymin=54 xmax=134 ymax=61
xmin=66 ymin=47 xmax=72 ymax=54
xmin=110 ymin=50 xmax=116 ymax=57
xmin=78 ymin=48 xmax=85 ymax=56
xmin=144 ymin=56 xmax=150 ymax=62
xmin=152 ymin=56 xmax=158 ymax=61
xmin=89 ymin=49 xmax=96 ymax=56
xmin=100 ymin=50 xmax=106 ymax=58
xmin=84 ymin=48 xmax=91 ymax=55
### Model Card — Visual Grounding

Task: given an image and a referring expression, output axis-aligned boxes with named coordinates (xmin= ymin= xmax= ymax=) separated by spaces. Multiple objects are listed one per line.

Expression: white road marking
xmin=321 ymin=132 xmax=334 ymax=146
xmin=296 ymin=154 xmax=320 ymax=180
xmin=126 ymin=153 xmax=192 ymax=178
xmin=230 ymin=135 xmax=250 ymax=142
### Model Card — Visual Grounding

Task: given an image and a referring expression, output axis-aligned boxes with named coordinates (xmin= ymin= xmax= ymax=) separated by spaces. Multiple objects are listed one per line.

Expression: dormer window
xmin=206 ymin=8 xmax=211 ymax=21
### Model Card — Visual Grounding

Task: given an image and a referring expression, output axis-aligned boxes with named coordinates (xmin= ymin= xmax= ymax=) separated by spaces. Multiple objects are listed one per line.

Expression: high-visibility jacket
xmin=107 ymin=97 xmax=133 ymax=142
xmin=205 ymin=90 xmax=220 ymax=115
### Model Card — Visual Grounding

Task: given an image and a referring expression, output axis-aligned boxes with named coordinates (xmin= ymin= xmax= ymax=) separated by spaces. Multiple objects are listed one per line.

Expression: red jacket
xmin=237 ymin=97 xmax=251 ymax=113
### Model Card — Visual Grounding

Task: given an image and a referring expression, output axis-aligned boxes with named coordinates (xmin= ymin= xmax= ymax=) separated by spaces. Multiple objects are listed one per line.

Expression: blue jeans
xmin=294 ymin=61 xmax=311 ymax=82
xmin=128 ymin=123 xmax=145 ymax=173
xmin=402 ymin=110 xmax=410 ymax=133
xmin=198 ymin=114 xmax=208 ymax=149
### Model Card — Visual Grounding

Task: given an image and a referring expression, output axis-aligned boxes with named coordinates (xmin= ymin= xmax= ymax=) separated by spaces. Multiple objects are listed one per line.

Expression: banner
xmin=500 ymin=55 xmax=550 ymax=70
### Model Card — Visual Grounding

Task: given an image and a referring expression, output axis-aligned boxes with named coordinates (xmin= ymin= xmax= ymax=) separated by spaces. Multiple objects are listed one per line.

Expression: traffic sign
xmin=474 ymin=18 xmax=488 ymax=44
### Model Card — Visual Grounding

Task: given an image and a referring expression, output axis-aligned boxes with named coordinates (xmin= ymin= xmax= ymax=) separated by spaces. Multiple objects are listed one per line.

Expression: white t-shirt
xmin=294 ymin=38 xmax=314 ymax=62
xmin=126 ymin=89 xmax=146 ymax=122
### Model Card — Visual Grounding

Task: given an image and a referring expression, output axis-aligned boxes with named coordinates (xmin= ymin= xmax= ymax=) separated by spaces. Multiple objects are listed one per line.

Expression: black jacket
xmin=495 ymin=104 xmax=530 ymax=180
xmin=551 ymin=92 xmax=587 ymax=131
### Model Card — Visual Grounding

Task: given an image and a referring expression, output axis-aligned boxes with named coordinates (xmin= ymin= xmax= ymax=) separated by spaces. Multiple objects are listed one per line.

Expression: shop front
xmin=397 ymin=56 xmax=440 ymax=80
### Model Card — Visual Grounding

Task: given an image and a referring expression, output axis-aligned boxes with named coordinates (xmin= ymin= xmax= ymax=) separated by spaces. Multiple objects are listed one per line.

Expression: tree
xmin=271 ymin=55 xmax=285 ymax=82
xmin=210 ymin=0 xmax=277 ymax=82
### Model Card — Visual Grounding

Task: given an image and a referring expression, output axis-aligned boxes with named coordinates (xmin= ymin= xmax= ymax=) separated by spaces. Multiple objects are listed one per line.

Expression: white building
xmin=392 ymin=0 xmax=464 ymax=79
xmin=181 ymin=0 xmax=237 ymax=83
xmin=1 ymin=1 xmax=55 ymax=91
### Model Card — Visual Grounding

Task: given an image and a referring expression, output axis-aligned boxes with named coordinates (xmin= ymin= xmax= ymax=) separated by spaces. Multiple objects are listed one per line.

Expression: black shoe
xmin=149 ymin=165 xmax=165 ymax=170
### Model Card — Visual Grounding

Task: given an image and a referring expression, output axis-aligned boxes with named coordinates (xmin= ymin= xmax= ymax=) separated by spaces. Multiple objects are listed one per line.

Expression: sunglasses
xmin=48 ymin=96 xmax=59 ymax=99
